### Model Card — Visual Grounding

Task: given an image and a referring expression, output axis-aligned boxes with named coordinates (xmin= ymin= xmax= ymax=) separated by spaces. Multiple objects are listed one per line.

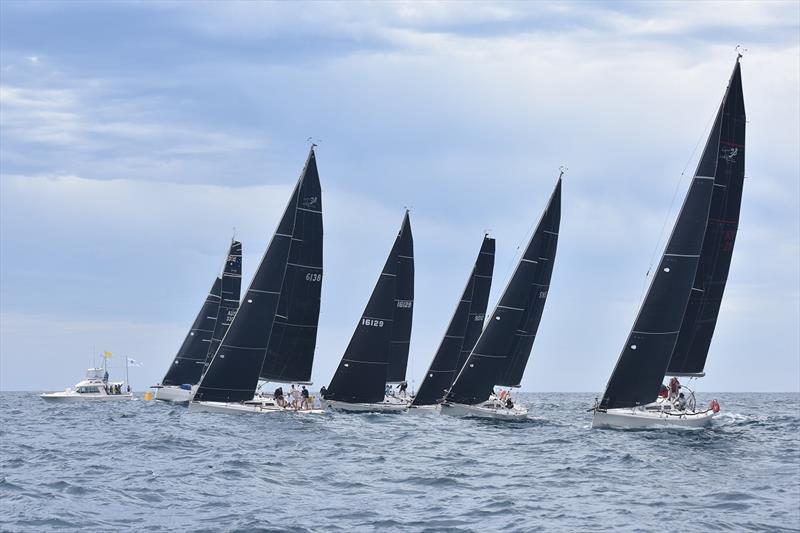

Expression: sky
xmin=1 ymin=1 xmax=798 ymax=393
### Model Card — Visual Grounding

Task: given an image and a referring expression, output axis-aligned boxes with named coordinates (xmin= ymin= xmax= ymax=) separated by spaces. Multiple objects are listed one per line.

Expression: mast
xmin=203 ymin=240 xmax=243 ymax=371
xmin=412 ymin=235 xmax=495 ymax=406
xmin=324 ymin=212 xmax=409 ymax=404
xmin=194 ymin=147 xmax=317 ymax=403
xmin=599 ymin=59 xmax=743 ymax=409
xmin=447 ymin=175 xmax=562 ymax=405
xmin=259 ymin=151 xmax=323 ymax=383
xmin=161 ymin=253 xmax=224 ymax=386
xmin=668 ymin=57 xmax=746 ymax=377
xmin=387 ymin=211 xmax=414 ymax=383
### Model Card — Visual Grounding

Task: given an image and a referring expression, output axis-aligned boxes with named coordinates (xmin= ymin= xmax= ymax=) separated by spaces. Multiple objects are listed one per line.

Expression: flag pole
xmin=125 ymin=356 xmax=130 ymax=393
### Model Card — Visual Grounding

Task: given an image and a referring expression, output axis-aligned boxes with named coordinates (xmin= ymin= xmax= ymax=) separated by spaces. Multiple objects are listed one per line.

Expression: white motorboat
xmin=152 ymin=384 xmax=196 ymax=403
xmin=41 ymin=368 xmax=133 ymax=402
xmin=325 ymin=397 xmax=408 ymax=413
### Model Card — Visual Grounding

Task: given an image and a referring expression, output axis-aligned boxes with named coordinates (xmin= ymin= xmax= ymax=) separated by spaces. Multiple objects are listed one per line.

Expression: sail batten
xmin=412 ymin=235 xmax=495 ymax=406
xmin=446 ymin=177 xmax=562 ymax=405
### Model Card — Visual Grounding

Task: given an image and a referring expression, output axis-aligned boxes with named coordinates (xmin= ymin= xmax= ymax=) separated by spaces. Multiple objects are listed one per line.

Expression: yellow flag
xmin=103 ymin=351 xmax=113 ymax=359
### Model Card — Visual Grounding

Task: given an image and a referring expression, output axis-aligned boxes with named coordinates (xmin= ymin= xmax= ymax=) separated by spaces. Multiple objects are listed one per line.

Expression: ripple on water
xmin=0 ymin=392 xmax=798 ymax=532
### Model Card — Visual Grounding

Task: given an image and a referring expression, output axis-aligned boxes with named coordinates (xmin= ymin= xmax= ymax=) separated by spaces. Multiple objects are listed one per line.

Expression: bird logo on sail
xmin=302 ymin=196 xmax=318 ymax=208
xmin=720 ymin=147 xmax=738 ymax=163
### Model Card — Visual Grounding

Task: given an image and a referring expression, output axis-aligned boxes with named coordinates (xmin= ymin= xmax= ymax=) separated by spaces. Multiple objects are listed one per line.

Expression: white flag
xmin=127 ymin=357 xmax=143 ymax=367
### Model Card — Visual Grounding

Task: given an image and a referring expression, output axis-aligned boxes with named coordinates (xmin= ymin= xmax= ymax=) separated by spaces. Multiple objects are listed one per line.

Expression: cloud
xmin=0 ymin=1 xmax=798 ymax=392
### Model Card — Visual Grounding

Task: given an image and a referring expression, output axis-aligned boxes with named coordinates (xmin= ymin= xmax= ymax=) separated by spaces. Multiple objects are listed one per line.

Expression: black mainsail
xmin=162 ymin=275 xmax=221 ymax=387
xmin=447 ymin=176 xmax=562 ymax=405
xmin=194 ymin=148 xmax=321 ymax=403
xmin=599 ymin=58 xmax=744 ymax=409
xmin=259 ymin=153 xmax=324 ymax=383
xmin=203 ymin=240 xmax=243 ymax=370
xmin=324 ymin=212 xmax=411 ymax=404
xmin=412 ymin=235 xmax=495 ymax=406
xmin=387 ymin=211 xmax=414 ymax=383
xmin=668 ymin=59 xmax=746 ymax=377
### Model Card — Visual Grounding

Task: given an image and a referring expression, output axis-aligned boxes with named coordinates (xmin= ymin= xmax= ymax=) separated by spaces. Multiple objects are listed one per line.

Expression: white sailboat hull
xmin=153 ymin=385 xmax=195 ymax=403
xmin=324 ymin=399 xmax=408 ymax=413
xmin=406 ymin=403 xmax=440 ymax=414
xmin=592 ymin=407 xmax=716 ymax=429
xmin=40 ymin=391 xmax=133 ymax=402
xmin=189 ymin=400 xmax=324 ymax=415
xmin=441 ymin=401 xmax=529 ymax=420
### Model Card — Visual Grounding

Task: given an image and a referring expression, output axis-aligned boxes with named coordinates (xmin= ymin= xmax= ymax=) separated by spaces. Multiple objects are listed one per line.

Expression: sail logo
xmin=538 ymin=290 xmax=548 ymax=299
xmin=227 ymin=254 xmax=239 ymax=263
xmin=720 ymin=147 xmax=738 ymax=162
xmin=302 ymin=196 xmax=318 ymax=208
xmin=396 ymin=300 xmax=413 ymax=308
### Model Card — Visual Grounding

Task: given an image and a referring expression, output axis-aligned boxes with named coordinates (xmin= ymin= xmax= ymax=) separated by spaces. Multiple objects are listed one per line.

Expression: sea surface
xmin=1 ymin=392 xmax=798 ymax=532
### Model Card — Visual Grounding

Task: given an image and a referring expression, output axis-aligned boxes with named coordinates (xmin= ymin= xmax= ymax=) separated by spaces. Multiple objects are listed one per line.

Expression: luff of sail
xmin=194 ymin=149 xmax=316 ymax=403
xmin=387 ymin=211 xmax=414 ymax=383
xmin=203 ymin=240 xmax=242 ymax=370
xmin=447 ymin=176 xmax=562 ymax=405
xmin=412 ymin=235 xmax=495 ymax=406
xmin=162 ymin=259 xmax=224 ymax=386
xmin=597 ymin=61 xmax=746 ymax=408
xmin=325 ymin=213 xmax=410 ymax=404
xmin=259 ymin=150 xmax=323 ymax=383
xmin=668 ymin=58 xmax=746 ymax=377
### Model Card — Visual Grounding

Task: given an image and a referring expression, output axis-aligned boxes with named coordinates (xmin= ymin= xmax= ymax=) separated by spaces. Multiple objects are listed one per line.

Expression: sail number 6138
xmin=305 ymin=273 xmax=322 ymax=282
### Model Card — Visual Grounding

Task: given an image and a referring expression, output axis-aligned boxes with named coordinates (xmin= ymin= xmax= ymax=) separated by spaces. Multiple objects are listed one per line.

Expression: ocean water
xmin=1 ymin=392 xmax=798 ymax=532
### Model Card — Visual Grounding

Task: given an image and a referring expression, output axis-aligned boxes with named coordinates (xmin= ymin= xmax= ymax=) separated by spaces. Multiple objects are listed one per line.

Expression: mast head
xmin=735 ymin=44 xmax=747 ymax=61
xmin=558 ymin=165 xmax=568 ymax=179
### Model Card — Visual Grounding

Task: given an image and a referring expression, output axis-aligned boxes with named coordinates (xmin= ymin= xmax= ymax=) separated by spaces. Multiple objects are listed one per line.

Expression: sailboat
xmin=592 ymin=56 xmax=746 ymax=429
xmin=322 ymin=212 xmax=414 ymax=413
xmin=442 ymin=174 xmax=562 ymax=419
xmin=409 ymin=234 xmax=495 ymax=412
xmin=153 ymin=239 xmax=242 ymax=403
xmin=189 ymin=147 xmax=324 ymax=414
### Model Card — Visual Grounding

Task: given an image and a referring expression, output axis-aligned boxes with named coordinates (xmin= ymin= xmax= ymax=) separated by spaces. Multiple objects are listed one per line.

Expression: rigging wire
xmin=638 ymin=95 xmax=719 ymax=303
